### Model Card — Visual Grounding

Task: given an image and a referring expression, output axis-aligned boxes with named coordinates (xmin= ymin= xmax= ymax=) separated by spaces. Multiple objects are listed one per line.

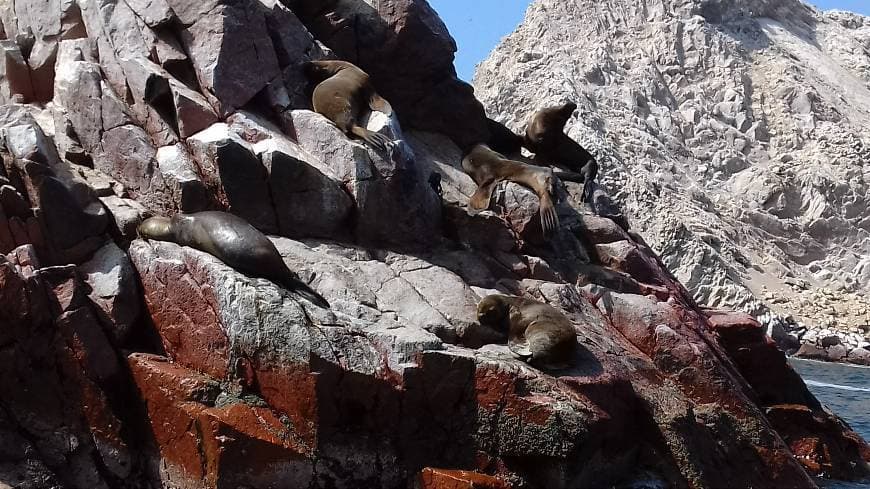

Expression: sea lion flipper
xmin=281 ymin=275 xmax=330 ymax=309
xmin=539 ymin=192 xmax=559 ymax=236
xmin=351 ymin=125 xmax=391 ymax=152
xmin=509 ymin=340 xmax=533 ymax=359
xmin=369 ymin=93 xmax=392 ymax=116
xmin=469 ymin=181 xmax=498 ymax=211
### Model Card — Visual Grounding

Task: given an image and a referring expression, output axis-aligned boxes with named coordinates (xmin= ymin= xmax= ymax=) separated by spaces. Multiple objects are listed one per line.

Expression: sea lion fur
xmin=477 ymin=294 xmax=577 ymax=369
xmin=461 ymin=144 xmax=560 ymax=236
xmin=524 ymin=102 xmax=598 ymax=203
xmin=138 ymin=211 xmax=330 ymax=308
xmin=304 ymin=59 xmax=392 ymax=152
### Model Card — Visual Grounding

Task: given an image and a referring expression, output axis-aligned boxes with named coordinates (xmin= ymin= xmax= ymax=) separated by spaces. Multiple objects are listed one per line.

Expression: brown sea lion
xmin=138 ymin=211 xmax=330 ymax=308
xmin=461 ymin=144 xmax=559 ymax=236
xmin=303 ymin=59 xmax=392 ymax=151
xmin=524 ymin=102 xmax=598 ymax=203
xmin=477 ymin=294 xmax=577 ymax=369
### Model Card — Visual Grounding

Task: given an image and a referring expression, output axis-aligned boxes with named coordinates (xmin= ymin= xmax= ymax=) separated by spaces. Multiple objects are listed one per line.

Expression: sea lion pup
xmin=303 ymin=59 xmax=393 ymax=152
xmin=477 ymin=294 xmax=577 ymax=369
xmin=524 ymin=102 xmax=599 ymax=203
xmin=138 ymin=211 xmax=330 ymax=309
xmin=461 ymin=144 xmax=559 ymax=236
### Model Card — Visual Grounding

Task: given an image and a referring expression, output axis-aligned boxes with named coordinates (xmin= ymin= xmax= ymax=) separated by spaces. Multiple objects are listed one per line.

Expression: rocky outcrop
xmin=290 ymin=0 xmax=489 ymax=149
xmin=0 ymin=0 xmax=867 ymax=488
xmin=475 ymin=0 xmax=870 ymax=365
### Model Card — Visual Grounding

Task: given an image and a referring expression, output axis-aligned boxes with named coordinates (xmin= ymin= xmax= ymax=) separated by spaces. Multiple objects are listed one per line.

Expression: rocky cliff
xmin=475 ymin=0 xmax=870 ymax=365
xmin=0 ymin=0 xmax=868 ymax=488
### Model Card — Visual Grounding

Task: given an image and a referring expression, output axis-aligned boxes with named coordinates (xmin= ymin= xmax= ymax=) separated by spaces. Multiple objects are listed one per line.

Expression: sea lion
xmin=486 ymin=117 xmax=524 ymax=156
xmin=477 ymin=294 xmax=577 ymax=369
xmin=461 ymin=144 xmax=559 ymax=236
xmin=524 ymin=102 xmax=598 ymax=203
xmin=303 ymin=59 xmax=392 ymax=151
xmin=137 ymin=211 xmax=330 ymax=308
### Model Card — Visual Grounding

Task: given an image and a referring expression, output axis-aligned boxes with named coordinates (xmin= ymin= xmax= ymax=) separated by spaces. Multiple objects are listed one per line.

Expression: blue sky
xmin=428 ymin=0 xmax=870 ymax=82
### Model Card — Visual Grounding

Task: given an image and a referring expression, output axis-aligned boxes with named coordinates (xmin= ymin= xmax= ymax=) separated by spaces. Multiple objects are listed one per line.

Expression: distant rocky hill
xmin=475 ymin=0 xmax=870 ymax=364
xmin=0 ymin=0 xmax=868 ymax=488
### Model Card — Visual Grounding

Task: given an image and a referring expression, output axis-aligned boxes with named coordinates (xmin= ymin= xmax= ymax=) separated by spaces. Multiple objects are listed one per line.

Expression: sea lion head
xmin=138 ymin=216 xmax=174 ymax=241
xmin=302 ymin=60 xmax=338 ymax=82
xmin=554 ymin=102 xmax=577 ymax=127
xmin=477 ymin=294 xmax=510 ymax=330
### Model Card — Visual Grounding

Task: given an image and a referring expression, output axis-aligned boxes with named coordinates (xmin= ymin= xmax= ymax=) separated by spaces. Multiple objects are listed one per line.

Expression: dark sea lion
xmin=485 ymin=117 xmax=524 ymax=156
xmin=138 ymin=211 xmax=330 ymax=308
xmin=461 ymin=144 xmax=559 ymax=236
xmin=303 ymin=59 xmax=392 ymax=151
xmin=477 ymin=294 xmax=577 ymax=369
xmin=524 ymin=102 xmax=598 ymax=203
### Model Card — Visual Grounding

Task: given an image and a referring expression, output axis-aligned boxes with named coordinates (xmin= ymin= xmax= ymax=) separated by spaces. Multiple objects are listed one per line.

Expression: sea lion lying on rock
xmin=462 ymin=144 xmax=560 ymax=236
xmin=477 ymin=294 xmax=577 ymax=369
xmin=524 ymin=102 xmax=599 ymax=203
xmin=138 ymin=211 xmax=330 ymax=308
xmin=303 ymin=59 xmax=393 ymax=152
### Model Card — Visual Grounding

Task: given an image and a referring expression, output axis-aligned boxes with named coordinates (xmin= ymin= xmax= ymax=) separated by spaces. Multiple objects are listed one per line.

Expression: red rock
xmin=130 ymin=353 xmax=314 ymax=488
xmin=129 ymin=353 xmax=217 ymax=482
xmin=766 ymin=404 xmax=870 ymax=480
xmin=197 ymin=404 xmax=313 ymax=488
xmin=134 ymin=245 xmax=231 ymax=379
xmin=253 ymin=362 xmax=318 ymax=448
xmin=594 ymin=240 xmax=669 ymax=287
xmin=709 ymin=307 xmax=870 ymax=480
xmin=419 ymin=468 xmax=511 ymax=489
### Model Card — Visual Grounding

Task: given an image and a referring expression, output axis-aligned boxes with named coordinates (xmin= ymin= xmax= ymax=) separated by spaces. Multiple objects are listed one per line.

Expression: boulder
xmin=291 ymin=110 xmax=441 ymax=247
xmin=0 ymin=40 xmax=34 ymax=103
xmin=187 ymin=125 xmax=278 ymax=233
xmin=79 ymin=242 xmax=141 ymax=343
xmin=261 ymin=149 xmax=353 ymax=240
xmin=154 ymin=143 xmax=213 ymax=213
xmin=97 ymin=124 xmax=171 ymax=212
xmin=178 ymin=2 xmax=281 ymax=115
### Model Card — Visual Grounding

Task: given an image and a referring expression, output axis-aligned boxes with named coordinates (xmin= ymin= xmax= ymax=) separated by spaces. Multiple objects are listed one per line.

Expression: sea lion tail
xmin=351 ymin=125 xmax=391 ymax=152
xmin=281 ymin=276 xmax=331 ymax=309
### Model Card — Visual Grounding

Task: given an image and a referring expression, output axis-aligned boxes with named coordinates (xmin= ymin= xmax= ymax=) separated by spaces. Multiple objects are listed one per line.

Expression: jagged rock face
xmin=475 ymin=0 xmax=870 ymax=360
xmin=0 ymin=0 xmax=867 ymax=487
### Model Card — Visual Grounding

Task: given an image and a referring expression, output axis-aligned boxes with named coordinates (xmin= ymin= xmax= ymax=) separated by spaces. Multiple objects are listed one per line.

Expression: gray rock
xmin=291 ymin=110 xmax=441 ymax=247
xmin=53 ymin=57 xmax=102 ymax=153
xmin=179 ymin=2 xmax=281 ymax=115
xmin=97 ymin=124 xmax=170 ymax=211
xmin=0 ymin=40 xmax=34 ymax=103
xmin=846 ymin=347 xmax=870 ymax=366
xmin=79 ymin=242 xmax=141 ymax=343
xmin=124 ymin=0 xmax=174 ymax=27
xmin=99 ymin=195 xmax=149 ymax=240
xmin=154 ymin=144 xmax=212 ymax=213
xmin=261 ymin=149 xmax=353 ymax=240
xmin=187 ymin=124 xmax=277 ymax=233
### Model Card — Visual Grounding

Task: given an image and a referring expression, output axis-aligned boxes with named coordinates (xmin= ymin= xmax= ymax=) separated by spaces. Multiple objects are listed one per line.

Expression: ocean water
xmin=790 ymin=358 xmax=870 ymax=488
